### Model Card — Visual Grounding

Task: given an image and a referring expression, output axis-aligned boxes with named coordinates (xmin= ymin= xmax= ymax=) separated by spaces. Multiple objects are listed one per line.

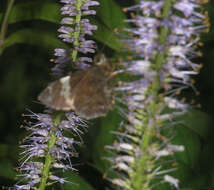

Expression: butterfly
xmin=38 ymin=54 xmax=115 ymax=119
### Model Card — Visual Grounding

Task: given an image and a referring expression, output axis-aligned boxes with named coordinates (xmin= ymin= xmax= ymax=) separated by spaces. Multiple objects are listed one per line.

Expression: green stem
xmin=38 ymin=114 xmax=63 ymax=190
xmin=38 ymin=132 xmax=56 ymax=190
xmin=134 ymin=0 xmax=172 ymax=189
xmin=71 ymin=0 xmax=83 ymax=62
xmin=0 ymin=0 xmax=15 ymax=55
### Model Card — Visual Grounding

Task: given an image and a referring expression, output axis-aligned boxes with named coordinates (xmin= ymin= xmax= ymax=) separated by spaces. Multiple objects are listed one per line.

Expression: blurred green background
xmin=0 ymin=0 xmax=214 ymax=189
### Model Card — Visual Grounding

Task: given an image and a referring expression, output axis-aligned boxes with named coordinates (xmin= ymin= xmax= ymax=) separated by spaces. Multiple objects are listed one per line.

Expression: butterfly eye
xmin=94 ymin=53 xmax=107 ymax=65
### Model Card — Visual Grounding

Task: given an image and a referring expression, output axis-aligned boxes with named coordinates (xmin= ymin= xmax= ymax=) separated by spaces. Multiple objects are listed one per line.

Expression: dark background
xmin=0 ymin=0 xmax=214 ymax=189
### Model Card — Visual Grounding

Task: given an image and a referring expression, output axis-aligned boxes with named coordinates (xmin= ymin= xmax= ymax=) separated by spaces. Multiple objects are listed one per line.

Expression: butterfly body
xmin=38 ymin=56 xmax=114 ymax=119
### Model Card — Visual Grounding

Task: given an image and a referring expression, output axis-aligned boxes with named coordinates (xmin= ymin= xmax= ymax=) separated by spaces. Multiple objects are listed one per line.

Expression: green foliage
xmin=90 ymin=110 xmax=122 ymax=173
xmin=1 ymin=0 xmax=125 ymax=53
xmin=0 ymin=0 xmax=214 ymax=190
xmin=4 ymin=29 xmax=68 ymax=52
xmin=7 ymin=1 xmax=61 ymax=23
xmin=63 ymin=172 xmax=95 ymax=190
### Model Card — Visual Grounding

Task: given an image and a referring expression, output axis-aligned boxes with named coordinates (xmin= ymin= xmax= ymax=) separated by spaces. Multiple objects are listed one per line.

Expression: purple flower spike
xmin=14 ymin=111 xmax=87 ymax=189
xmin=105 ymin=0 xmax=209 ymax=190
xmin=52 ymin=0 xmax=99 ymax=77
xmin=14 ymin=0 xmax=99 ymax=189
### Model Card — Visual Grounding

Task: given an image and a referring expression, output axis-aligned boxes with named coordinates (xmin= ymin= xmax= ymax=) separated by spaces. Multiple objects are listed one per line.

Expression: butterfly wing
xmin=38 ymin=71 xmax=86 ymax=110
xmin=38 ymin=64 xmax=114 ymax=119
xmin=71 ymin=67 xmax=114 ymax=119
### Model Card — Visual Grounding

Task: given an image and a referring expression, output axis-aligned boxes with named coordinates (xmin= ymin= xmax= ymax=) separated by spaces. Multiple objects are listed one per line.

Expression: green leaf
xmin=94 ymin=0 xmax=128 ymax=51
xmin=90 ymin=110 xmax=122 ymax=174
xmin=0 ymin=161 xmax=16 ymax=179
xmin=176 ymin=109 xmax=211 ymax=139
xmin=97 ymin=0 xmax=127 ymax=29
xmin=160 ymin=112 xmax=204 ymax=188
xmin=0 ymin=144 xmax=19 ymax=159
xmin=161 ymin=123 xmax=205 ymax=189
xmin=3 ymin=29 xmax=68 ymax=52
xmin=5 ymin=2 xmax=124 ymax=51
xmin=5 ymin=1 xmax=126 ymax=51
xmin=63 ymin=172 xmax=95 ymax=190
xmin=8 ymin=2 xmax=61 ymax=24
xmin=172 ymin=125 xmax=201 ymax=167
xmin=0 ymin=144 xmax=18 ymax=179
xmin=92 ymin=19 xmax=125 ymax=51
xmin=4 ymin=26 xmax=124 ymax=54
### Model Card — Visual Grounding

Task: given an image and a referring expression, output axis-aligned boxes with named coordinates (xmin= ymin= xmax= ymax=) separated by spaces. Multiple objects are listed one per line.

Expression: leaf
xmin=92 ymin=19 xmax=125 ymax=51
xmin=160 ymin=110 xmax=206 ymax=188
xmin=63 ymin=172 xmax=95 ymax=190
xmin=0 ymin=161 xmax=16 ymax=179
xmin=0 ymin=144 xmax=18 ymax=179
xmin=4 ymin=1 xmax=126 ymax=51
xmin=97 ymin=0 xmax=127 ymax=29
xmin=8 ymin=2 xmax=61 ymax=24
xmin=176 ymin=109 xmax=211 ymax=139
xmin=0 ymin=144 xmax=19 ymax=159
xmin=159 ymin=125 xmax=201 ymax=187
xmin=94 ymin=0 xmax=128 ymax=51
xmin=3 ymin=29 xmax=68 ymax=52
xmin=90 ymin=110 xmax=122 ymax=174
xmin=171 ymin=125 xmax=201 ymax=167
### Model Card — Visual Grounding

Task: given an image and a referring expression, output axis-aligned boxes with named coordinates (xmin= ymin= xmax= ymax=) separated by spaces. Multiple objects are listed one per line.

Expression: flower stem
xmin=38 ymin=132 xmax=56 ymax=190
xmin=38 ymin=114 xmax=62 ymax=190
xmin=72 ymin=0 xmax=84 ymax=62
xmin=155 ymin=0 xmax=171 ymax=70
xmin=0 ymin=0 xmax=15 ymax=55
xmin=134 ymin=0 xmax=172 ymax=189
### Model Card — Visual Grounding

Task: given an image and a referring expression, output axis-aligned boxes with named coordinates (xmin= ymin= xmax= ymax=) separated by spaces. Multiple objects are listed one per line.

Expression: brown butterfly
xmin=38 ymin=54 xmax=115 ymax=119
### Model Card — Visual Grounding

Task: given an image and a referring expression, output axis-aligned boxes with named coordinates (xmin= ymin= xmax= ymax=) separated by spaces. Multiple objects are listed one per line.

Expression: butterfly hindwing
xmin=71 ymin=66 xmax=114 ymax=119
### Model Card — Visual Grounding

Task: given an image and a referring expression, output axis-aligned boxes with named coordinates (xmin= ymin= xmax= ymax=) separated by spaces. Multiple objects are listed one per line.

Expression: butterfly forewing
xmin=38 ymin=79 xmax=71 ymax=110
xmin=71 ymin=66 xmax=114 ymax=119
xmin=38 ymin=70 xmax=86 ymax=110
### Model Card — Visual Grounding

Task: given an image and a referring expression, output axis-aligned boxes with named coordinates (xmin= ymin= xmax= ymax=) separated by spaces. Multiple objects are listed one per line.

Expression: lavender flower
xmin=52 ymin=0 xmax=99 ymax=77
xmin=14 ymin=112 xmax=87 ymax=189
xmin=14 ymin=0 xmax=99 ymax=189
xmin=105 ymin=0 xmax=209 ymax=189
